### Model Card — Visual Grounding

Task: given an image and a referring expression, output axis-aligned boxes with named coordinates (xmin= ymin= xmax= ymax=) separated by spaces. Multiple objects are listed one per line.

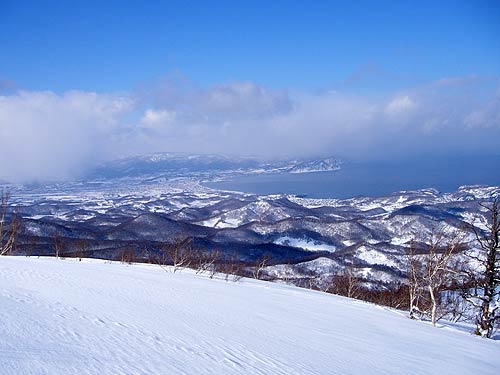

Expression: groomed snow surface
xmin=1 ymin=257 xmax=498 ymax=375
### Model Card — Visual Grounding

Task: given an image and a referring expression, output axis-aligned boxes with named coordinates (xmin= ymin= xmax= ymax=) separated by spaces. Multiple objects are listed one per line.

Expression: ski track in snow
xmin=0 ymin=257 xmax=499 ymax=375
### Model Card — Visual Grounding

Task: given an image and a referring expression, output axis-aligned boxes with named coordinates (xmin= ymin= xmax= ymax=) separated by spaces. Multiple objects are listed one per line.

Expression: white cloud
xmin=0 ymin=76 xmax=499 ymax=182
xmin=385 ymin=95 xmax=416 ymax=115
xmin=140 ymin=109 xmax=176 ymax=129
xmin=194 ymin=82 xmax=292 ymax=118
xmin=0 ymin=90 xmax=134 ymax=182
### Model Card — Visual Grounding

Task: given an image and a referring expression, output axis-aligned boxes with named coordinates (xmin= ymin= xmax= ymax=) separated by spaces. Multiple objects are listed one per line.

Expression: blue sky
xmin=0 ymin=1 xmax=500 ymax=181
xmin=1 ymin=0 xmax=499 ymax=93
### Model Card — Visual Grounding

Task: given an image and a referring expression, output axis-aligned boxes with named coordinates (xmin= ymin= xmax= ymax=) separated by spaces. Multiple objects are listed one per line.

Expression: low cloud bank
xmin=1 ymin=76 xmax=499 ymax=182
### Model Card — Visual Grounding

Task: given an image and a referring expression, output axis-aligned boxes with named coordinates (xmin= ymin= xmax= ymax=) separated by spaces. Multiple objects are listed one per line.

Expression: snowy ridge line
xmin=4 ymin=183 xmax=500 ymax=289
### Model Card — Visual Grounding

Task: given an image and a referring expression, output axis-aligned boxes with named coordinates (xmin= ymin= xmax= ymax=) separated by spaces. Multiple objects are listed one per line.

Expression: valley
xmin=3 ymin=154 xmax=497 ymax=289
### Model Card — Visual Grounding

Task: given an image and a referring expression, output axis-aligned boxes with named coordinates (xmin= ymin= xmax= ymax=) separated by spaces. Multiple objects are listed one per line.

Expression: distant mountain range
xmin=89 ymin=153 xmax=342 ymax=179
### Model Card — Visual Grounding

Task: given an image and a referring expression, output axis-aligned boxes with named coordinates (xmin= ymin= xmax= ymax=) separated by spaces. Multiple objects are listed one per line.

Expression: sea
xmin=206 ymin=157 xmax=500 ymax=199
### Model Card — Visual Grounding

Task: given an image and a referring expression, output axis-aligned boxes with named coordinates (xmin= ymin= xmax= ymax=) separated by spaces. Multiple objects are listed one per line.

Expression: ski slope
xmin=0 ymin=257 xmax=498 ymax=375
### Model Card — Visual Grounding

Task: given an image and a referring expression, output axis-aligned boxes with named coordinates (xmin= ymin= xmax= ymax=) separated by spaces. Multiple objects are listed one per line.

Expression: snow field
xmin=0 ymin=256 xmax=499 ymax=375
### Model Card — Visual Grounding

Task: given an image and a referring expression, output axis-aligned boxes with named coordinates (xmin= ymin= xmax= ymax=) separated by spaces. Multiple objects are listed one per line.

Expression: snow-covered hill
xmin=1 ymin=257 xmax=498 ymax=375
xmin=8 ymin=181 xmax=500 ymax=287
xmin=88 ymin=153 xmax=341 ymax=179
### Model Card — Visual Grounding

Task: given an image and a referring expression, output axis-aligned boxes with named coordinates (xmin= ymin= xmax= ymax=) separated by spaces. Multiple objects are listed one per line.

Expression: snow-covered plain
xmin=1 ymin=257 xmax=499 ymax=375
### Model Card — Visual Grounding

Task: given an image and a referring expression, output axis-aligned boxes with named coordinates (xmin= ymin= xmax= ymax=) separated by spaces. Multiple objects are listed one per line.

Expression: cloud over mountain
xmin=0 ymin=77 xmax=499 ymax=182
xmin=0 ymin=90 xmax=133 ymax=182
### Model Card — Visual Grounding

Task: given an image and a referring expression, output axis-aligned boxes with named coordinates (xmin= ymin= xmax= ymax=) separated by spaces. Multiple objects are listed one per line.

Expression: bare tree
xmin=406 ymin=234 xmax=462 ymax=325
xmin=193 ymin=249 xmax=220 ymax=278
xmin=328 ymin=266 xmax=362 ymax=299
xmin=170 ymin=238 xmax=193 ymax=272
xmin=52 ymin=232 xmax=66 ymax=259
xmin=252 ymin=253 xmax=270 ymax=280
xmin=407 ymin=241 xmax=425 ymax=319
xmin=148 ymin=246 xmax=169 ymax=268
xmin=280 ymin=262 xmax=295 ymax=285
xmin=462 ymin=198 xmax=500 ymax=338
xmin=341 ymin=266 xmax=361 ymax=299
xmin=154 ymin=238 xmax=193 ymax=273
xmin=218 ymin=254 xmax=243 ymax=282
xmin=367 ymin=282 xmax=408 ymax=310
xmin=423 ymin=234 xmax=461 ymax=326
xmin=0 ymin=191 xmax=19 ymax=256
xmin=73 ymin=239 xmax=88 ymax=261
xmin=439 ymin=286 xmax=470 ymax=323
xmin=119 ymin=247 xmax=135 ymax=264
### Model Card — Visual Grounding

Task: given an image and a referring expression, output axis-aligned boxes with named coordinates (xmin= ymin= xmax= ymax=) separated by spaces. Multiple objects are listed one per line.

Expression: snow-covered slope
xmin=1 ymin=257 xmax=498 ymax=375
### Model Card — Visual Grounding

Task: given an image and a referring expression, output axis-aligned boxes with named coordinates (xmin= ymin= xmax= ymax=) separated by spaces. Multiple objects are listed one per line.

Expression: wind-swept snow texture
xmin=1 ymin=257 xmax=498 ymax=375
